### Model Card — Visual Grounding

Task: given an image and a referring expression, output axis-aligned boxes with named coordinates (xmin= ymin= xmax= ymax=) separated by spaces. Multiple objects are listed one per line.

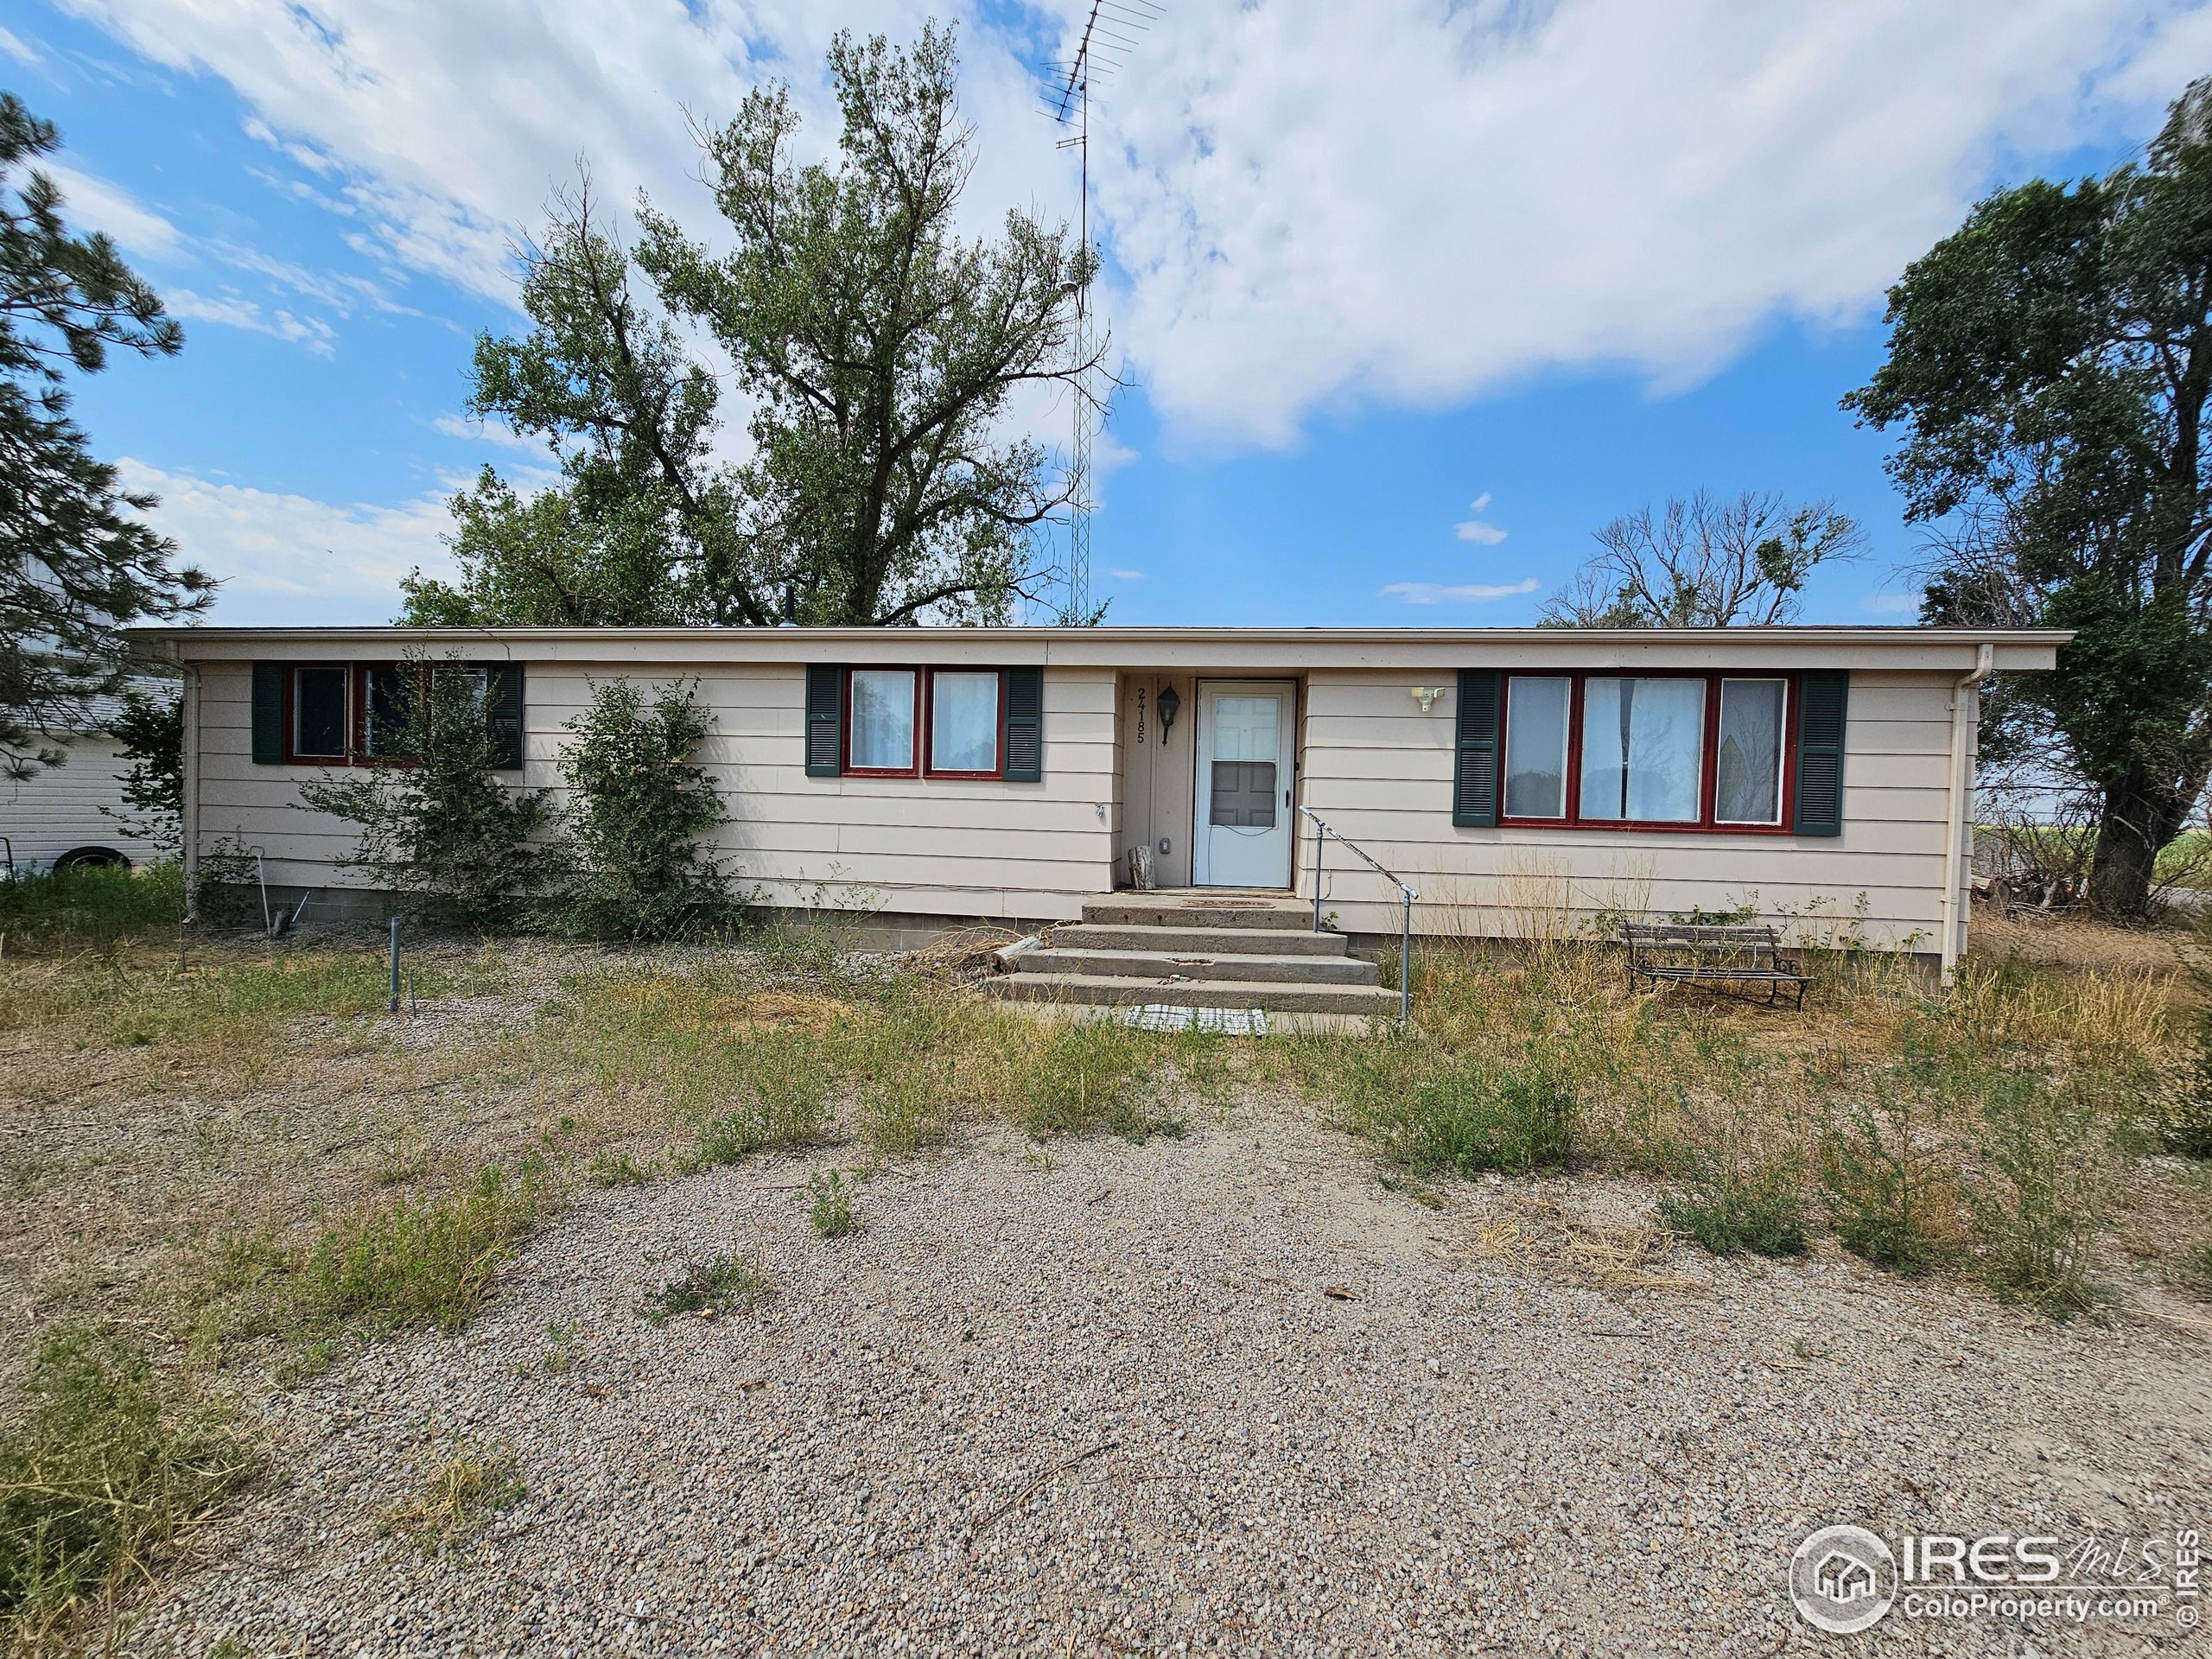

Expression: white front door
xmin=1193 ymin=680 xmax=1295 ymax=888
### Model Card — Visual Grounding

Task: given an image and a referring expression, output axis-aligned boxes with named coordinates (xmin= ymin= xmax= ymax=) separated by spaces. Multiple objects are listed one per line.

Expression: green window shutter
xmin=251 ymin=662 xmax=283 ymax=765
xmin=1452 ymin=669 xmax=1500 ymax=828
xmin=1792 ymin=671 xmax=1849 ymax=836
xmin=1003 ymin=666 xmax=1044 ymax=782
xmin=804 ymin=664 xmax=843 ymax=777
xmin=486 ymin=664 xmax=525 ymax=772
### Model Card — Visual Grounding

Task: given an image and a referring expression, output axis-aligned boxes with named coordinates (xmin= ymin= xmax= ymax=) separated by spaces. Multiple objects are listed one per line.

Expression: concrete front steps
xmin=985 ymin=893 xmax=1400 ymax=1020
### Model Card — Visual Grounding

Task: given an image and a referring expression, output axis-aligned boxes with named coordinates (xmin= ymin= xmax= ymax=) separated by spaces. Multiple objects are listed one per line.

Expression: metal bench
xmin=1620 ymin=922 xmax=1810 ymax=1009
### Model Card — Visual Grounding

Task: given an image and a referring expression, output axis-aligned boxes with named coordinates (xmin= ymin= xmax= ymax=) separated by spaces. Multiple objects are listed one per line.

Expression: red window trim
xmin=277 ymin=661 xmax=480 ymax=767
xmin=839 ymin=666 xmax=1010 ymax=780
xmin=1497 ymin=671 xmax=1799 ymax=836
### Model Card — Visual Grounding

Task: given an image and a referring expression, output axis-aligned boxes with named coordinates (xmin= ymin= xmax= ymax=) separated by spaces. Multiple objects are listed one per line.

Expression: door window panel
xmin=1211 ymin=695 xmax=1279 ymax=761
xmin=1208 ymin=761 xmax=1278 ymax=827
xmin=1503 ymin=676 xmax=1570 ymax=818
xmin=1578 ymin=677 xmax=1706 ymax=823
xmin=1715 ymin=679 xmax=1787 ymax=824
xmin=929 ymin=671 xmax=1001 ymax=772
xmin=849 ymin=670 xmax=917 ymax=771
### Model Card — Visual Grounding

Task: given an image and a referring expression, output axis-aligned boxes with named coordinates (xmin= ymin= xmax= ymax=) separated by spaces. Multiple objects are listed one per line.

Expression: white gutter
xmin=1940 ymin=642 xmax=1996 ymax=986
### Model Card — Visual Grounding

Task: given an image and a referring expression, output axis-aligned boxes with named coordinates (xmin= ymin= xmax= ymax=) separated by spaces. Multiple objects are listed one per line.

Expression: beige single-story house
xmin=131 ymin=624 xmax=2065 ymax=993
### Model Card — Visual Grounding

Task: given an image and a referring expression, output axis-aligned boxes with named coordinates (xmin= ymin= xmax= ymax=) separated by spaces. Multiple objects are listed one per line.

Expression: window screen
xmin=1503 ymin=677 xmax=1570 ymax=818
xmin=929 ymin=671 xmax=1000 ymax=772
xmin=293 ymin=666 xmax=348 ymax=759
xmin=1578 ymin=677 xmax=1706 ymax=823
xmin=1715 ymin=679 xmax=1786 ymax=824
xmin=849 ymin=669 xmax=916 ymax=771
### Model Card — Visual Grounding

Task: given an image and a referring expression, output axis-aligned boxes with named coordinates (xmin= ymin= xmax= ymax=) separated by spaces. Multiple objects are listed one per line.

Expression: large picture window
xmin=1495 ymin=672 xmax=1798 ymax=833
xmin=1580 ymin=677 xmax=1707 ymax=823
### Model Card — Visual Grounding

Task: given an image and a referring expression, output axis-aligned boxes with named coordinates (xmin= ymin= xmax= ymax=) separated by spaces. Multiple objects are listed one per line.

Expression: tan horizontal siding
xmin=1297 ymin=667 xmax=1960 ymax=950
xmin=190 ymin=659 xmax=1116 ymax=920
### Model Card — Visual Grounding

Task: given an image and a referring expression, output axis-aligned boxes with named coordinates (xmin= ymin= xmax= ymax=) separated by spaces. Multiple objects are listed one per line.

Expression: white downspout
xmin=1939 ymin=642 xmax=1995 ymax=987
xmin=167 ymin=645 xmax=202 ymax=919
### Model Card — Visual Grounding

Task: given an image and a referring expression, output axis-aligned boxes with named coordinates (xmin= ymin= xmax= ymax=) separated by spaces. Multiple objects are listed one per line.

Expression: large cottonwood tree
xmin=1846 ymin=79 xmax=2212 ymax=918
xmin=404 ymin=25 xmax=1102 ymax=630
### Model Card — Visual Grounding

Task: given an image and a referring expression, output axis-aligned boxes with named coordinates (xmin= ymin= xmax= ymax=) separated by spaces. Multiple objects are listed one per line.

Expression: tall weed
xmin=1966 ymin=1077 xmax=2106 ymax=1318
xmin=0 ymin=1332 xmax=252 ymax=1643
xmin=1818 ymin=1096 xmax=1962 ymax=1274
xmin=296 ymin=1160 xmax=552 ymax=1335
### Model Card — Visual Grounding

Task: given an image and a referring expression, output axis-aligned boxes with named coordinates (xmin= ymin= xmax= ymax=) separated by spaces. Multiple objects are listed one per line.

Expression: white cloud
xmin=1453 ymin=492 xmax=1508 ymax=543
xmin=1860 ymin=591 xmax=1923 ymax=615
xmin=1092 ymin=0 xmax=2212 ymax=445
xmin=167 ymin=289 xmax=337 ymax=353
xmin=59 ymin=0 xmax=2212 ymax=451
xmin=1382 ymin=578 xmax=1541 ymax=605
xmin=1107 ymin=568 xmax=1147 ymax=581
xmin=432 ymin=412 xmax=547 ymax=451
xmin=0 ymin=25 xmax=44 ymax=64
xmin=117 ymin=459 xmax=454 ymax=624
xmin=40 ymin=161 xmax=184 ymax=258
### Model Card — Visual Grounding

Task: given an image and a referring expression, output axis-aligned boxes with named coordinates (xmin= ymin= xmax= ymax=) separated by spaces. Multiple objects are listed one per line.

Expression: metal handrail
xmin=1298 ymin=806 xmax=1417 ymax=1023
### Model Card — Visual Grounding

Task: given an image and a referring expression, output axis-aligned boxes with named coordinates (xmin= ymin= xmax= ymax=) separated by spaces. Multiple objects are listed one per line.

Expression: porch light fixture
xmin=1411 ymin=685 xmax=1445 ymax=713
xmin=1155 ymin=683 xmax=1180 ymax=743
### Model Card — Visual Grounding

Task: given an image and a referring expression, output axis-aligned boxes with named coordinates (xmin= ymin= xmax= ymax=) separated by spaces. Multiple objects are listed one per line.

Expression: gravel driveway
xmin=132 ymin=1108 xmax=2212 ymax=1657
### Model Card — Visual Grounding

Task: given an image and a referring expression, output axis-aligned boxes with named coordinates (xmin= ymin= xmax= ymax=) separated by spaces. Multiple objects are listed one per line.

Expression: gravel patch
xmin=130 ymin=1109 xmax=2212 ymax=1657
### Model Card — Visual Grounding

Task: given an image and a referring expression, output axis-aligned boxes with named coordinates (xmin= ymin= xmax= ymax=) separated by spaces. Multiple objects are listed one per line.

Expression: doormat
xmin=1118 ymin=1004 xmax=1269 ymax=1035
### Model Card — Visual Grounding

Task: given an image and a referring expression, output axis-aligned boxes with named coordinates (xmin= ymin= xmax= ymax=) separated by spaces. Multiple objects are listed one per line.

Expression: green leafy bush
xmin=1327 ymin=1039 xmax=1576 ymax=1177
xmin=806 ymin=1168 xmax=857 ymax=1237
xmin=552 ymin=677 xmax=736 ymax=940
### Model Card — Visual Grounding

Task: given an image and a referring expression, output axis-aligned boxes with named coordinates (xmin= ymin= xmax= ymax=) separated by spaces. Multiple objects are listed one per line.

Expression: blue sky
xmin=8 ymin=1 xmax=2209 ymax=629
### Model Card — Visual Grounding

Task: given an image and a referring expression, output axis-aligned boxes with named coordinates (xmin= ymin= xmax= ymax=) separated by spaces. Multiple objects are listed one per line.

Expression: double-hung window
xmin=262 ymin=661 xmax=523 ymax=770
xmin=1497 ymin=672 xmax=1795 ymax=832
xmin=841 ymin=667 xmax=1007 ymax=779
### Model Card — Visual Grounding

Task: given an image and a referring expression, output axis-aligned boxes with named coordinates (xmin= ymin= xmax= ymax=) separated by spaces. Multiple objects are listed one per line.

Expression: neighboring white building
xmin=0 ymin=699 xmax=166 ymax=874
xmin=132 ymin=624 xmax=2067 ymax=979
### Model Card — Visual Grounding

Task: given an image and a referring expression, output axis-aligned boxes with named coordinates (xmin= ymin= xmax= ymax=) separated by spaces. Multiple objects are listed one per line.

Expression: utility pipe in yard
xmin=1940 ymin=642 xmax=1995 ymax=988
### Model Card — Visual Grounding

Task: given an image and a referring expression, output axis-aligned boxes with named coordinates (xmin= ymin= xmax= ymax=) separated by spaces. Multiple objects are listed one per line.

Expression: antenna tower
xmin=1043 ymin=0 xmax=1161 ymax=622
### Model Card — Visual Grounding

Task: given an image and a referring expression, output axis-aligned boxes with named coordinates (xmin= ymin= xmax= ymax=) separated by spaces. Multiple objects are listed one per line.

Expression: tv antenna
xmin=1041 ymin=0 xmax=1162 ymax=623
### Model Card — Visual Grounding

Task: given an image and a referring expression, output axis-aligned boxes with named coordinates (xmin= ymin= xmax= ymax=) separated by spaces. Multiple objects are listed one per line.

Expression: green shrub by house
xmin=553 ymin=677 xmax=737 ymax=941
